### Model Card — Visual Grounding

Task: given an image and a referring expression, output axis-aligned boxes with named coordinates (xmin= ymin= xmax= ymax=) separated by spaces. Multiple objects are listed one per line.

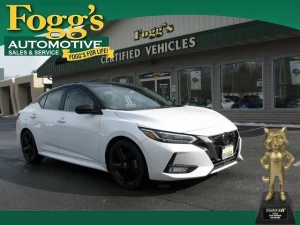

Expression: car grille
xmin=208 ymin=131 xmax=238 ymax=160
xmin=194 ymin=130 xmax=239 ymax=164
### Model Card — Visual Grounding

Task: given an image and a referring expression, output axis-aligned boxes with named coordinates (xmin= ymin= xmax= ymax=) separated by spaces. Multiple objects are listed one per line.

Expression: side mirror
xmin=75 ymin=105 xmax=102 ymax=115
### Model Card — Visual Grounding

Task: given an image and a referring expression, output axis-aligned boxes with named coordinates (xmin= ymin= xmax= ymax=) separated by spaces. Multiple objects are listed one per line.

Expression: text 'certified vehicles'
xmin=16 ymin=82 xmax=243 ymax=189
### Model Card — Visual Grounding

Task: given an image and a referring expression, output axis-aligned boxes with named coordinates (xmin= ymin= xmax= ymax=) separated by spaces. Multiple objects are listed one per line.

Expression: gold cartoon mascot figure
xmin=260 ymin=127 xmax=295 ymax=202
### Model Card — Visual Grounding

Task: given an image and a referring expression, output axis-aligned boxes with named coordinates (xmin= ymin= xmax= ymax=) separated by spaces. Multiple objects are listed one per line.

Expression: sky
xmin=0 ymin=46 xmax=50 ymax=78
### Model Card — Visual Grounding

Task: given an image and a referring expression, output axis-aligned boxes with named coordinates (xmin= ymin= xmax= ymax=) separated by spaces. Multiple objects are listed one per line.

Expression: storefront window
xmin=221 ymin=62 xmax=263 ymax=109
xmin=273 ymin=56 xmax=300 ymax=109
xmin=178 ymin=67 xmax=212 ymax=107
xmin=112 ymin=76 xmax=134 ymax=84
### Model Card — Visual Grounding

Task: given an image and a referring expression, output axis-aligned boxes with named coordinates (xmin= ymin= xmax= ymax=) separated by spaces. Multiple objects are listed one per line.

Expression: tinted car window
xmin=39 ymin=95 xmax=47 ymax=108
xmin=44 ymin=90 xmax=65 ymax=110
xmin=64 ymin=88 xmax=94 ymax=112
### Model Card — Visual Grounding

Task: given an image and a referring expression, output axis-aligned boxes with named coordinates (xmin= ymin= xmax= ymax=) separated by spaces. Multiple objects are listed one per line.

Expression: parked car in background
xmin=275 ymin=96 xmax=300 ymax=108
xmin=244 ymin=95 xmax=263 ymax=107
xmin=16 ymin=82 xmax=243 ymax=190
xmin=206 ymin=98 xmax=234 ymax=109
xmin=275 ymin=96 xmax=287 ymax=108
xmin=286 ymin=98 xmax=300 ymax=108
xmin=231 ymin=97 xmax=263 ymax=109
xmin=243 ymin=95 xmax=262 ymax=100
xmin=224 ymin=95 xmax=241 ymax=103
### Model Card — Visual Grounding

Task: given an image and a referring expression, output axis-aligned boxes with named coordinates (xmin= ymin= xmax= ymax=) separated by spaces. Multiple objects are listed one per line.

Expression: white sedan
xmin=16 ymin=82 xmax=243 ymax=189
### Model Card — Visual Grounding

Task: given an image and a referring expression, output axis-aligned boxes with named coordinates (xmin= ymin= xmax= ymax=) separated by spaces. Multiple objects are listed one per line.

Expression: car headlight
xmin=139 ymin=128 xmax=197 ymax=144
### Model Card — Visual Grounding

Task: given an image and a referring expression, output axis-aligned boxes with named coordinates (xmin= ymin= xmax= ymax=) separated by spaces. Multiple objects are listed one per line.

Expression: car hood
xmin=114 ymin=106 xmax=237 ymax=134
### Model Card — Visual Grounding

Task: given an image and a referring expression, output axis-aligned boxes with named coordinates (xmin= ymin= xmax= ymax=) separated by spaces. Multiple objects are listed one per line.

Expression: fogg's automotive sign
xmin=5 ymin=4 xmax=114 ymax=61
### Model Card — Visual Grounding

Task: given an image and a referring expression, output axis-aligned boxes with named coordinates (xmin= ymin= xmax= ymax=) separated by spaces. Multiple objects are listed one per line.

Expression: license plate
xmin=222 ymin=145 xmax=234 ymax=160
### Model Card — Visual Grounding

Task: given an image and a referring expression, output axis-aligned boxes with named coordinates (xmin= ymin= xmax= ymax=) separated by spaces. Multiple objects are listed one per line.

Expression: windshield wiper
xmin=156 ymin=106 xmax=174 ymax=108
xmin=156 ymin=104 xmax=185 ymax=108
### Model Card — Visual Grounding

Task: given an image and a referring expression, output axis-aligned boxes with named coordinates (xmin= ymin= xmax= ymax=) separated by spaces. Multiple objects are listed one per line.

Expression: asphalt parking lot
xmin=0 ymin=117 xmax=300 ymax=211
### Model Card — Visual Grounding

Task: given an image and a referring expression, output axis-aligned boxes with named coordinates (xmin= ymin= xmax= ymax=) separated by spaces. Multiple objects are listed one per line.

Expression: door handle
xmin=30 ymin=114 xmax=37 ymax=119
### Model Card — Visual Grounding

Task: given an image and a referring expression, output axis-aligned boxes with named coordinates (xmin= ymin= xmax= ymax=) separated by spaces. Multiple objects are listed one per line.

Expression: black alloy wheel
xmin=108 ymin=140 xmax=147 ymax=189
xmin=21 ymin=130 xmax=44 ymax=164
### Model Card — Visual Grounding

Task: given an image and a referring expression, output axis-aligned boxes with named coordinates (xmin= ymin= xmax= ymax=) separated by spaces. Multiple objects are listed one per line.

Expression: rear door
xmin=56 ymin=87 xmax=101 ymax=164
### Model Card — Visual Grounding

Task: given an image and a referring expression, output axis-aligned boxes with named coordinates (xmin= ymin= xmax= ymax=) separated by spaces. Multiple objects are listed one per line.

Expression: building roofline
xmin=36 ymin=20 xmax=300 ymax=78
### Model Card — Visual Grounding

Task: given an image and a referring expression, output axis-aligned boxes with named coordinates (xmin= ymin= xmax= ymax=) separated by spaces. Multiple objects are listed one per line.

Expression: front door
xmin=57 ymin=88 xmax=101 ymax=164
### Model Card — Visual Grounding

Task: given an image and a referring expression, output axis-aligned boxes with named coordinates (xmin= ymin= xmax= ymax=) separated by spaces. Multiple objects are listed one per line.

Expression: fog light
xmin=163 ymin=153 xmax=198 ymax=173
xmin=168 ymin=166 xmax=189 ymax=173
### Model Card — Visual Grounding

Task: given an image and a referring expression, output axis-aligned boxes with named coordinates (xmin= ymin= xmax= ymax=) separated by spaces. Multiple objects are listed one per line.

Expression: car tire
xmin=108 ymin=140 xmax=148 ymax=190
xmin=21 ymin=130 xmax=44 ymax=164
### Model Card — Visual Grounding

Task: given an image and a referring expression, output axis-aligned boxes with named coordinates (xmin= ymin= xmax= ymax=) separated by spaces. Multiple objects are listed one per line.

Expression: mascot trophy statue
xmin=256 ymin=127 xmax=296 ymax=225
xmin=260 ymin=127 xmax=295 ymax=202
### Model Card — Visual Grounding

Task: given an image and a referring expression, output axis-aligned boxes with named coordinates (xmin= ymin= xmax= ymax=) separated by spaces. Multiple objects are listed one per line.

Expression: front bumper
xmin=138 ymin=130 xmax=242 ymax=181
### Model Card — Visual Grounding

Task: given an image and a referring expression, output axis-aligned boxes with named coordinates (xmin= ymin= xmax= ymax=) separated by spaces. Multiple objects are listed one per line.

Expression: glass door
xmin=157 ymin=79 xmax=171 ymax=100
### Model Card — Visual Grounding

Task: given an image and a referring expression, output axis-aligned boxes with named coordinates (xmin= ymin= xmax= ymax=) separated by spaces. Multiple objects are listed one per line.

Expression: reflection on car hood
xmin=115 ymin=106 xmax=237 ymax=134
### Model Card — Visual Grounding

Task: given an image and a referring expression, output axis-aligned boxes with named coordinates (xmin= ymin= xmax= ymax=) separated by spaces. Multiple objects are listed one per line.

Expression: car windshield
xmin=88 ymin=83 xmax=174 ymax=110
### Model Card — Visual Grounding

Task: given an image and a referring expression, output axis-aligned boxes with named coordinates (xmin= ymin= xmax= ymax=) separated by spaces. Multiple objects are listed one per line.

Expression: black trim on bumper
xmin=163 ymin=153 xmax=198 ymax=174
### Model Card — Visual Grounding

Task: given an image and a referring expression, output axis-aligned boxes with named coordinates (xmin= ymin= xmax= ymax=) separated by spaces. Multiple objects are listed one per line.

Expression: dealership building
xmin=0 ymin=73 xmax=52 ymax=115
xmin=36 ymin=16 xmax=300 ymax=123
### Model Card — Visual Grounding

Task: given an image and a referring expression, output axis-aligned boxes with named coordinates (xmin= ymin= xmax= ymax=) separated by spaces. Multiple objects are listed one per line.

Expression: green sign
xmin=4 ymin=36 xmax=111 ymax=58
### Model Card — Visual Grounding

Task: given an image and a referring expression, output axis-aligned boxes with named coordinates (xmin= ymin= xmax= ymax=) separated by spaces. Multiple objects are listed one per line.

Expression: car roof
xmin=37 ymin=82 xmax=136 ymax=97
xmin=32 ymin=82 xmax=139 ymax=104
xmin=51 ymin=82 xmax=139 ymax=91
xmin=55 ymin=81 xmax=135 ymax=88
